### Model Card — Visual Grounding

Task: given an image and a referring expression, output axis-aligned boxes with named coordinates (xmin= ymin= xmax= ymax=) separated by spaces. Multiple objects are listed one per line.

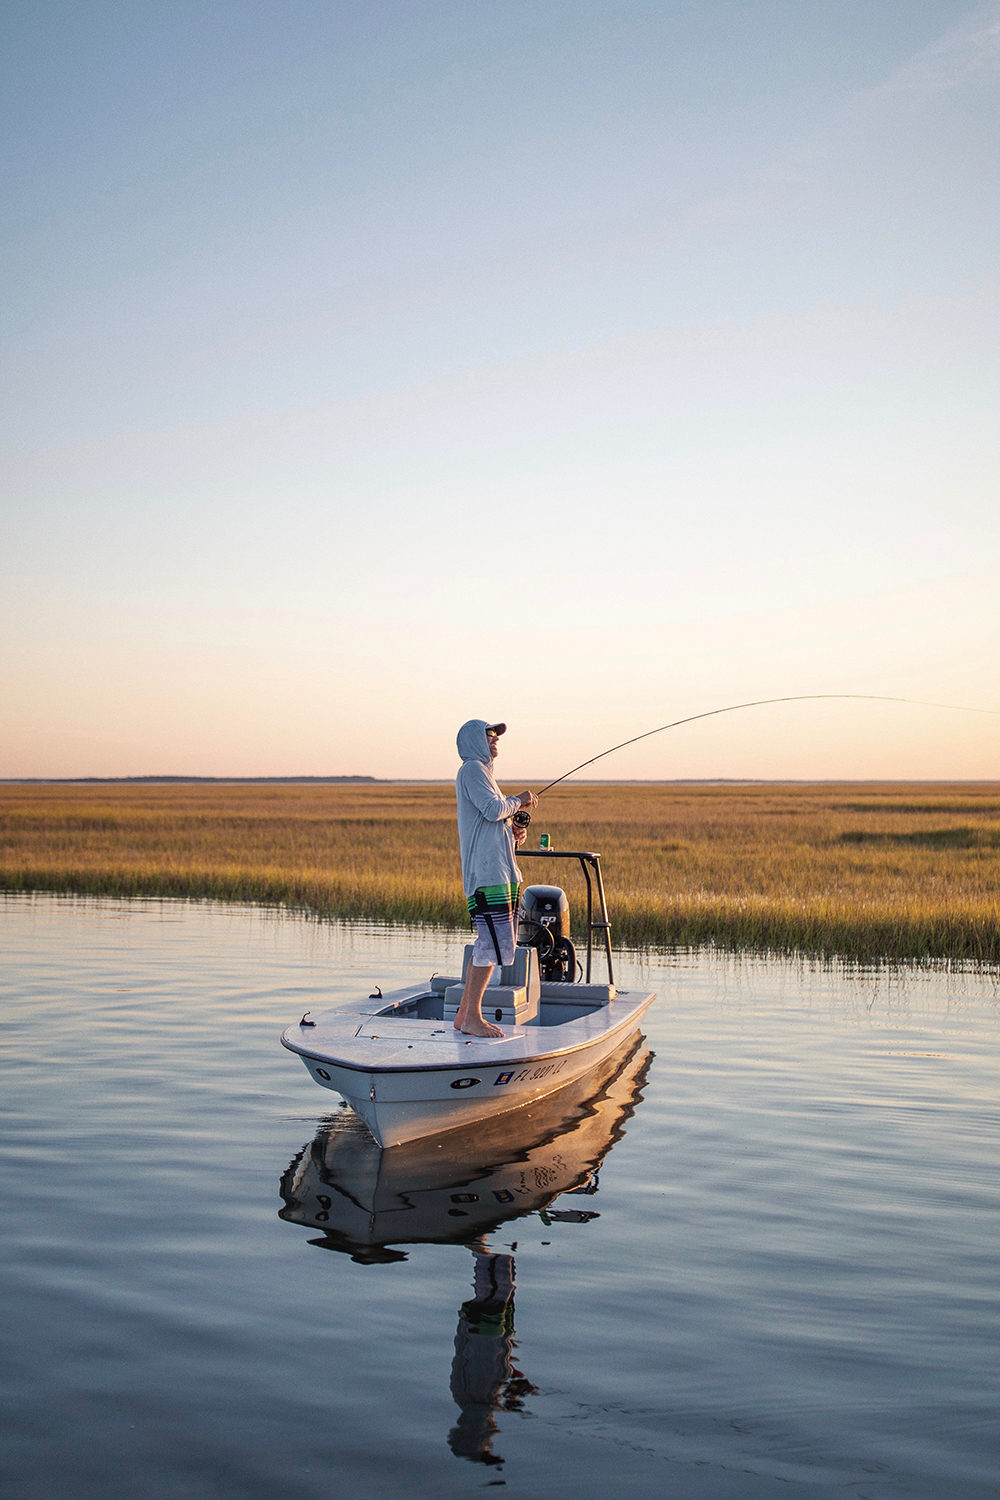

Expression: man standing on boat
xmin=454 ymin=721 xmax=537 ymax=1038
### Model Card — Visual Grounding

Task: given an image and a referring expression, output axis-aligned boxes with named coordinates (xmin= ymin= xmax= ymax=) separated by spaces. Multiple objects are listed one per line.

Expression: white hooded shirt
xmin=455 ymin=720 xmax=523 ymax=897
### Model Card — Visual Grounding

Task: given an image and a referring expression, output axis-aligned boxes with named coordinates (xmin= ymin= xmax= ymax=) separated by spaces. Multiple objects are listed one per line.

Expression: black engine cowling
xmin=518 ymin=884 xmax=577 ymax=982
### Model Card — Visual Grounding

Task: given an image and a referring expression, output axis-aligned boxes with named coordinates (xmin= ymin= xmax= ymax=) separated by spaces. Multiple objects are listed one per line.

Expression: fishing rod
xmin=532 ymin=693 xmax=999 ymax=798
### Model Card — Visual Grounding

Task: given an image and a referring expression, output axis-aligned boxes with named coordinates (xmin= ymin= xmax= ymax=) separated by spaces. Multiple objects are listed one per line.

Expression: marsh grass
xmin=2 ymin=781 xmax=998 ymax=962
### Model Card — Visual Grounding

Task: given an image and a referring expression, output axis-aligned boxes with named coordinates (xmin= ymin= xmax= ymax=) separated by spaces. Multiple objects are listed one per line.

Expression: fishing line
xmin=535 ymin=694 xmax=999 ymax=797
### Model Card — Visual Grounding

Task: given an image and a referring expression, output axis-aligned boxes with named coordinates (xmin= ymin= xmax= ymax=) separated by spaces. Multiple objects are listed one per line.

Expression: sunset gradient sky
xmin=3 ymin=1 xmax=998 ymax=781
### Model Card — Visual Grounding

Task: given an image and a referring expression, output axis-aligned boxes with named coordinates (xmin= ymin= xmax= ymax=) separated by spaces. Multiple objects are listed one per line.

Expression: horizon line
xmin=3 ymin=775 xmax=998 ymax=787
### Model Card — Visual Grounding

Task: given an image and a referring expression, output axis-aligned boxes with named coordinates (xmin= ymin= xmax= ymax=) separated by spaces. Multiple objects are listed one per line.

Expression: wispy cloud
xmin=860 ymin=2 xmax=1000 ymax=104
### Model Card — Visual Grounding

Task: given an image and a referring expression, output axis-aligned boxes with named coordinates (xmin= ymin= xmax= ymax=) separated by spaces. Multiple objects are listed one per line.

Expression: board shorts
xmin=467 ymin=882 xmax=521 ymax=967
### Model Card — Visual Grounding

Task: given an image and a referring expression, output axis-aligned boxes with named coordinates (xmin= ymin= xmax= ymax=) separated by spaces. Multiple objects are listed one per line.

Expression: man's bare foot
xmin=453 ymin=1014 xmax=504 ymax=1038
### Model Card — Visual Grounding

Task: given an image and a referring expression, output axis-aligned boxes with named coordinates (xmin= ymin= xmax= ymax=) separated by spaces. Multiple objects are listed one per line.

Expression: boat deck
xmin=283 ymin=978 xmax=654 ymax=1076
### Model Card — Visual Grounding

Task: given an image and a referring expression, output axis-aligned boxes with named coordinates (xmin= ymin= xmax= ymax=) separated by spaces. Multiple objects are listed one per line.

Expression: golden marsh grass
xmin=1 ymin=780 xmax=998 ymax=963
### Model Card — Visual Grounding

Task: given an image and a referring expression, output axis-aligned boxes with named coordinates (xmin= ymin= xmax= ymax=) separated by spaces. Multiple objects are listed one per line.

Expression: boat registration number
xmin=493 ymin=1060 xmax=567 ymax=1087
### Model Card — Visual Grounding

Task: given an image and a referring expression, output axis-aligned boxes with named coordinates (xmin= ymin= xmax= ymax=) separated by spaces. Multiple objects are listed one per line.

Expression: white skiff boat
xmin=281 ymin=849 xmax=656 ymax=1148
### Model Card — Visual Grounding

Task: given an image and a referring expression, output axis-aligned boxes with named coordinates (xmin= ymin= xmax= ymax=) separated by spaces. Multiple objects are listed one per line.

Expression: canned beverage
xmin=539 ymin=833 xmax=551 ymax=850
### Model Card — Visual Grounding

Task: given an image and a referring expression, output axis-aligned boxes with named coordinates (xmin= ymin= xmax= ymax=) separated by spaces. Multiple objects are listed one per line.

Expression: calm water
xmin=2 ymin=893 xmax=999 ymax=1499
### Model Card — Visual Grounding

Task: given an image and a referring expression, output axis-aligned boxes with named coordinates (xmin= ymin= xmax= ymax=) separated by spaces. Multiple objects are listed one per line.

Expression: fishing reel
xmin=512 ymin=809 xmax=532 ymax=828
xmin=518 ymin=884 xmax=577 ymax=983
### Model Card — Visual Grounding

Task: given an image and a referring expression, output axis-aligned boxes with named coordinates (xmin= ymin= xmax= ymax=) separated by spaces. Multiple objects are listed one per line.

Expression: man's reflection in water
xmin=448 ymin=1239 xmax=538 ymax=1466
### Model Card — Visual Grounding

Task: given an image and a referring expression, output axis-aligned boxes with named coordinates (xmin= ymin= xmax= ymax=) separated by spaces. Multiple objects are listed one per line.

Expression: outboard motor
xmin=518 ymin=885 xmax=577 ymax=983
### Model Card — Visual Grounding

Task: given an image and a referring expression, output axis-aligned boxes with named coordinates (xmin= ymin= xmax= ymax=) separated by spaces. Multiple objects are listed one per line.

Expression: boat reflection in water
xmin=279 ymin=1033 xmax=652 ymax=1467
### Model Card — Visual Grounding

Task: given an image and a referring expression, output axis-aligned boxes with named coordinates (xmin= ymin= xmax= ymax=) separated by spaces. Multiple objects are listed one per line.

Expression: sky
xmin=3 ymin=0 xmax=998 ymax=782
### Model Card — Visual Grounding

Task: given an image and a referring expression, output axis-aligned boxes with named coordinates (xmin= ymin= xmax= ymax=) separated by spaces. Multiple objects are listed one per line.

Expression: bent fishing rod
xmin=529 ymin=693 xmax=999 ymax=799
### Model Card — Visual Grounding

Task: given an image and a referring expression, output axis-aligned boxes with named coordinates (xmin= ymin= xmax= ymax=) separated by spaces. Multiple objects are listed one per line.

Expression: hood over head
xmin=456 ymin=719 xmax=505 ymax=763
